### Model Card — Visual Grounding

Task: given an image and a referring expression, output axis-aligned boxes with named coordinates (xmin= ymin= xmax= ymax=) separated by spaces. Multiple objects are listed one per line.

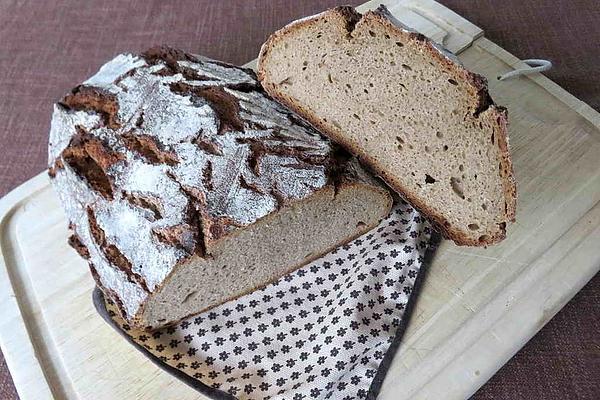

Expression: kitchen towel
xmin=94 ymin=198 xmax=439 ymax=400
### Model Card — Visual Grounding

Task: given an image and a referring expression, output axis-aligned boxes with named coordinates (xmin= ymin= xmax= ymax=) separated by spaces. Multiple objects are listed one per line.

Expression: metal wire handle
xmin=497 ymin=59 xmax=552 ymax=81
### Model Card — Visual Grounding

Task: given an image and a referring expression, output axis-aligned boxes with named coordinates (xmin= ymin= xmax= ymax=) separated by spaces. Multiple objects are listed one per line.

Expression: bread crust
xmin=258 ymin=5 xmax=517 ymax=246
xmin=50 ymin=45 xmax=394 ymax=329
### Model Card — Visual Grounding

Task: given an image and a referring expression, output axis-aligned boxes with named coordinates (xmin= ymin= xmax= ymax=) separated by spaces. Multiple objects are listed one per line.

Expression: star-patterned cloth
xmin=94 ymin=199 xmax=438 ymax=400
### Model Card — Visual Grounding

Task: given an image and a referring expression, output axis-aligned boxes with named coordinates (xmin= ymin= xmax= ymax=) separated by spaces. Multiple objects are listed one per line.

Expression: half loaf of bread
xmin=258 ymin=5 xmax=516 ymax=246
xmin=48 ymin=46 xmax=392 ymax=330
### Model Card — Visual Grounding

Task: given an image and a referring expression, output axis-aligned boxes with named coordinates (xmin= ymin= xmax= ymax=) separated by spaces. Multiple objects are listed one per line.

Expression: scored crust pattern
xmin=48 ymin=47 xmax=356 ymax=323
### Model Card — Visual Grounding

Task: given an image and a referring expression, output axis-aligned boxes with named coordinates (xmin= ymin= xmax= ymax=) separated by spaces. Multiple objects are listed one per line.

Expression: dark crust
xmin=335 ymin=5 xmax=362 ymax=36
xmin=143 ymin=45 xmax=259 ymax=87
xmin=122 ymin=192 xmax=164 ymax=220
xmin=68 ymin=233 xmax=90 ymax=259
xmin=164 ymin=175 xmax=209 ymax=255
xmin=204 ymin=215 xmax=242 ymax=243
xmin=141 ymin=46 xmax=197 ymax=71
xmin=194 ymin=137 xmax=223 ymax=156
xmin=202 ymin=160 xmax=214 ymax=191
xmin=257 ymin=5 xmax=517 ymax=246
xmin=60 ymin=129 xmax=124 ymax=200
xmin=170 ymin=83 xmax=245 ymax=134
xmin=87 ymin=207 xmax=151 ymax=292
xmin=88 ymin=264 xmax=131 ymax=325
xmin=121 ymin=132 xmax=179 ymax=165
xmin=48 ymin=158 xmax=64 ymax=178
xmin=60 ymin=86 xmax=121 ymax=129
xmin=152 ymin=223 xmax=197 ymax=254
xmin=239 ymin=174 xmax=264 ymax=194
xmin=236 ymin=136 xmax=330 ymax=178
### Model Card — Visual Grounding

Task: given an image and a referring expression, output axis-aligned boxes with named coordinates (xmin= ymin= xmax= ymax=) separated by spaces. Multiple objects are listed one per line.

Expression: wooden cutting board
xmin=1 ymin=0 xmax=599 ymax=399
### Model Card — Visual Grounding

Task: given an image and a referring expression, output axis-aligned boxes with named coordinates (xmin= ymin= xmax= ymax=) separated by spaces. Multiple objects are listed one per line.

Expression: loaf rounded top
xmin=48 ymin=47 xmax=349 ymax=320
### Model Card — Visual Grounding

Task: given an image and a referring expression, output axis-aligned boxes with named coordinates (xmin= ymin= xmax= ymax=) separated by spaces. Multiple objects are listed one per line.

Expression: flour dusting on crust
xmin=48 ymin=47 xmax=340 ymax=322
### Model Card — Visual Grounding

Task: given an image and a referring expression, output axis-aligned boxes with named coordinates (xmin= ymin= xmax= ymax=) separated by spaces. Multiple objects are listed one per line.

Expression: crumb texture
xmin=258 ymin=6 xmax=516 ymax=246
xmin=49 ymin=46 xmax=391 ymax=328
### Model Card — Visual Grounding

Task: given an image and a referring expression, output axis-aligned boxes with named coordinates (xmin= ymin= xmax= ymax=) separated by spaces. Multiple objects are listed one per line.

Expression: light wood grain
xmin=1 ymin=1 xmax=599 ymax=399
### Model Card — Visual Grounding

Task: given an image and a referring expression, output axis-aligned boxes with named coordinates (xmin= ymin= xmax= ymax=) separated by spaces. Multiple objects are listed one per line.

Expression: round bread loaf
xmin=48 ymin=46 xmax=392 ymax=329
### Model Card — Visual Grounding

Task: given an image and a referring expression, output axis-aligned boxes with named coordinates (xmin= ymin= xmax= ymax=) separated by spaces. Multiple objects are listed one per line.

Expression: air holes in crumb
xmin=327 ymin=73 xmax=334 ymax=83
xmin=443 ymin=145 xmax=449 ymax=151
xmin=356 ymin=221 xmax=366 ymax=228
xmin=396 ymin=136 xmax=404 ymax=144
xmin=182 ymin=290 xmax=197 ymax=304
xmin=450 ymin=177 xmax=465 ymax=199
xmin=396 ymin=42 xmax=404 ymax=47
xmin=425 ymin=174 xmax=436 ymax=184
xmin=479 ymin=235 xmax=490 ymax=243
xmin=279 ymin=76 xmax=293 ymax=85
xmin=302 ymin=61 xmax=308 ymax=66
xmin=468 ymin=223 xmax=479 ymax=231
xmin=364 ymin=88 xmax=369 ymax=94
xmin=399 ymin=83 xmax=407 ymax=90
xmin=491 ymin=132 xmax=495 ymax=144
xmin=459 ymin=164 xmax=464 ymax=172
xmin=482 ymin=203 xmax=488 ymax=210
xmin=390 ymin=61 xmax=396 ymax=66
xmin=436 ymin=131 xmax=443 ymax=139
xmin=346 ymin=83 xmax=352 ymax=89
xmin=448 ymin=79 xmax=458 ymax=85
xmin=424 ymin=145 xmax=431 ymax=153
xmin=369 ymin=30 xmax=376 ymax=37
xmin=384 ymin=34 xmax=390 ymax=39
xmin=402 ymin=64 xmax=412 ymax=71
xmin=369 ymin=82 xmax=374 ymax=87
xmin=352 ymin=113 xmax=361 ymax=120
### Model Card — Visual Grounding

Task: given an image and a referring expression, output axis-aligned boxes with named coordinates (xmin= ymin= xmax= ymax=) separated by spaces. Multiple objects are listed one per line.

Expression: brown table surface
xmin=0 ymin=1 xmax=598 ymax=399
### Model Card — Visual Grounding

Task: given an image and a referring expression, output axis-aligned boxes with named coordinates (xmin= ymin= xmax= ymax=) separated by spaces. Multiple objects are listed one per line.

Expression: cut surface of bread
xmin=144 ymin=181 xmax=390 ymax=327
xmin=48 ymin=46 xmax=392 ymax=329
xmin=258 ymin=6 xmax=516 ymax=246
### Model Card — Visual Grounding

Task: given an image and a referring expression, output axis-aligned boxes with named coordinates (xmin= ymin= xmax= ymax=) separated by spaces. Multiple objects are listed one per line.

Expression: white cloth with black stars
xmin=106 ymin=199 xmax=434 ymax=400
